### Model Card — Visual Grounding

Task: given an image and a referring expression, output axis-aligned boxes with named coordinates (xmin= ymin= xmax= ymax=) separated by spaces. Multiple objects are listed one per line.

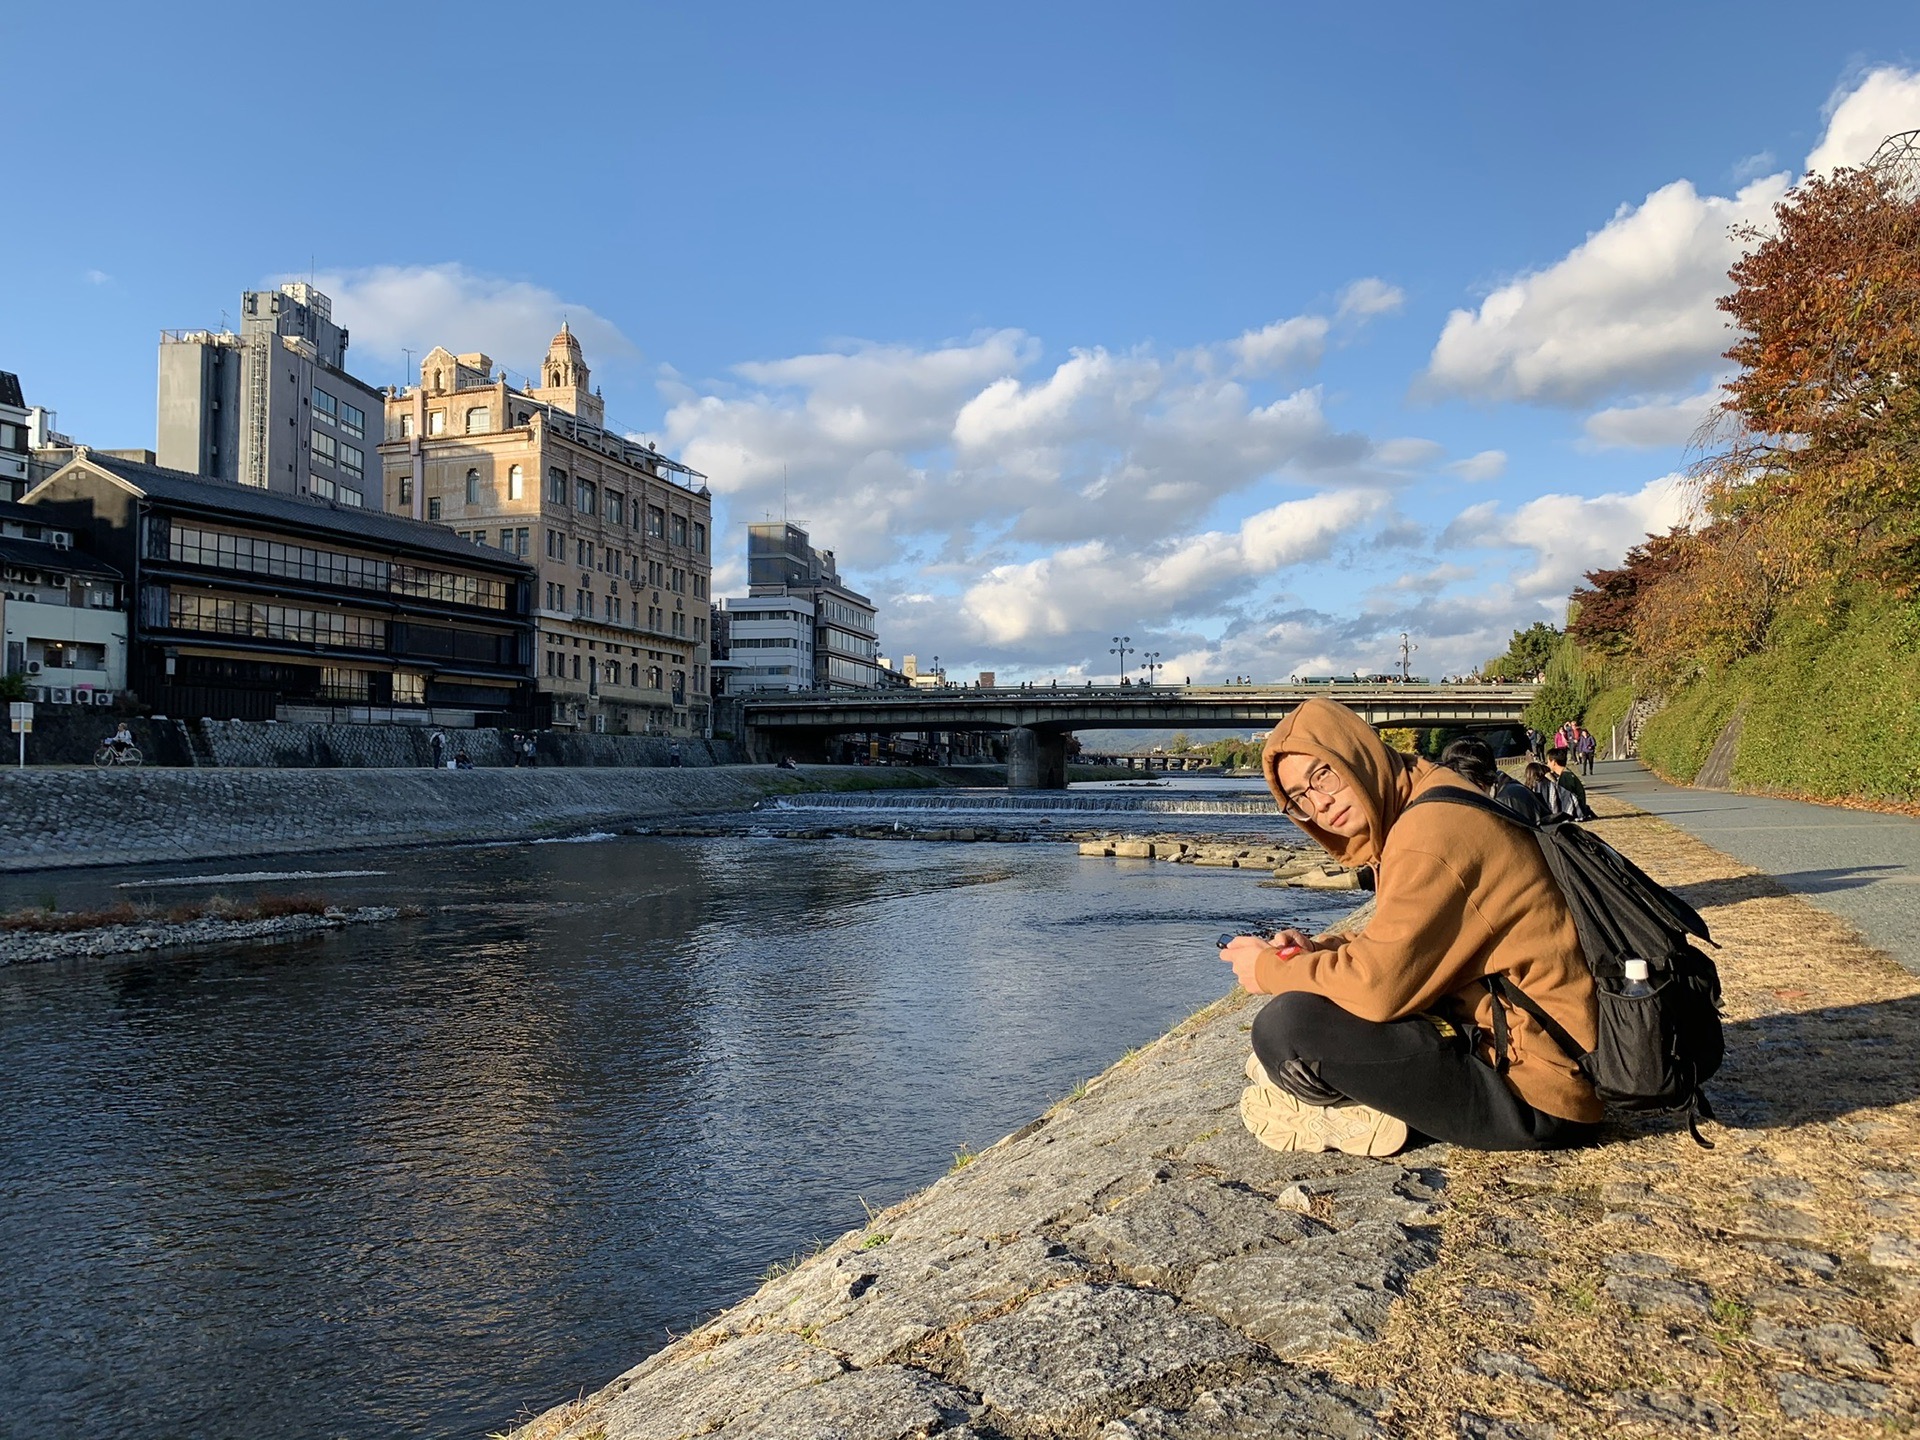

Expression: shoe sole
xmin=1240 ymin=1055 xmax=1409 ymax=1157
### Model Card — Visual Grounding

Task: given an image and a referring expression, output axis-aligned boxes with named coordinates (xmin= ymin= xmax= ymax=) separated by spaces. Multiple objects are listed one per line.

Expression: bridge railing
xmin=740 ymin=680 xmax=1538 ymax=706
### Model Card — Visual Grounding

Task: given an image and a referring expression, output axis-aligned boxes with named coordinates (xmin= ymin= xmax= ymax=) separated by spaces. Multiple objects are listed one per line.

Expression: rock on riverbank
xmin=0 ymin=905 xmax=401 ymax=965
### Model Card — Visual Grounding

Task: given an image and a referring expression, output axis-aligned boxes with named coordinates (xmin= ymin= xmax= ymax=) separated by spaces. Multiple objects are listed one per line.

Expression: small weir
xmin=771 ymin=789 xmax=1287 ymax=816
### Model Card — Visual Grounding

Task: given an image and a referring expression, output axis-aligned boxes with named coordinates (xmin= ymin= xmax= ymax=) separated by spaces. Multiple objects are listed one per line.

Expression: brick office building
xmin=380 ymin=327 xmax=714 ymax=736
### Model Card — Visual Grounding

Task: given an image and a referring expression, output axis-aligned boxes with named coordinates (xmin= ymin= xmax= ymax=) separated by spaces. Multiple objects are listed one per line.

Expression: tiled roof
xmin=55 ymin=453 xmax=530 ymax=571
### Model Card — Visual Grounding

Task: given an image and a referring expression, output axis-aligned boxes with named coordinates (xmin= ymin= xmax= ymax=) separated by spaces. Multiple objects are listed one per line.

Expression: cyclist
xmin=106 ymin=721 xmax=134 ymax=757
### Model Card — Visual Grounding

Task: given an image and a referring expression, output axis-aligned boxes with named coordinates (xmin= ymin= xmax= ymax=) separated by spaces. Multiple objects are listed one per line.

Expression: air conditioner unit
xmin=48 ymin=575 xmax=67 ymax=587
xmin=93 ymin=690 xmax=114 ymax=706
xmin=25 ymin=686 xmax=45 ymax=703
xmin=25 ymin=660 xmax=43 ymax=675
xmin=50 ymin=687 xmax=73 ymax=705
xmin=50 ymin=533 xmax=71 ymax=551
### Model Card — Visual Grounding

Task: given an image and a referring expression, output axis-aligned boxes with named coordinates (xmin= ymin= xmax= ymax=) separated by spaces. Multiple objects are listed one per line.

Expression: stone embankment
xmin=0 ymin=766 xmax=967 ymax=874
xmin=508 ymin=795 xmax=1920 ymax=1440
xmin=0 ymin=905 xmax=400 ymax=965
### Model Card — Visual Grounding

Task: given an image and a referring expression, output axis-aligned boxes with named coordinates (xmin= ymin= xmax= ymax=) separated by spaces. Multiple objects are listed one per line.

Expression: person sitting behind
xmin=1437 ymin=736 xmax=1549 ymax=824
xmin=1546 ymin=747 xmax=1594 ymax=820
xmin=1219 ymin=698 xmax=1600 ymax=1158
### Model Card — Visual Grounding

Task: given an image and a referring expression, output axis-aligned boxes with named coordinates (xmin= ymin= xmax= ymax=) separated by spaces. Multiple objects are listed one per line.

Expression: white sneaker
xmin=1240 ymin=1055 xmax=1409 ymax=1157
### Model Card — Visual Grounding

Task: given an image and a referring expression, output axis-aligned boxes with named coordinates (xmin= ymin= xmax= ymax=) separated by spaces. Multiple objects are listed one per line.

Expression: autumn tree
xmin=1704 ymin=149 xmax=1920 ymax=591
xmin=1567 ymin=530 xmax=1700 ymax=657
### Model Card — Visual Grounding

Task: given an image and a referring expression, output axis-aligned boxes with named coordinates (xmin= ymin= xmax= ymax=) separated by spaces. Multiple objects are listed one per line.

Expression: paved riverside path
xmin=1589 ymin=760 xmax=1920 ymax=974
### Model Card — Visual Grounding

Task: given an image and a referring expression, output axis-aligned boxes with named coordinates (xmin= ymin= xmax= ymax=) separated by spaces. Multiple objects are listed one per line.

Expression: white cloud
xmin=306 ymin=263 xmax=633 ymax=378
xmin=1582 ymin=384 xmax=1725 ymax=450
xmin=1229 ymin=315 xmax=1329 ymax=374
xmin=1423 ymin=67 xmax=1920 ymax=409
xmin=83 ymin=269 xmax=111 ymax=286
xmin=1337 ymin=277 xmax=1406 ymax=320
xmin=1439 ymin=473 xmax=1694 ymax=600
xmin=1446 ymin=449 xmax=1507 ymax=482
xmin=1423 ymin=177 xmax=1780 ymax=406
xmin=961 ymin=489 xmax=1386 ymax=646
xmin=1806 ymin=66 xmax=1920 ymax=176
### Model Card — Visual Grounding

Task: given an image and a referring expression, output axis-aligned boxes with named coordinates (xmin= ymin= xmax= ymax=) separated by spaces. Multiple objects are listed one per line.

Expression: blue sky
xmin=7 ymin=3 xmax=1919 ymax=682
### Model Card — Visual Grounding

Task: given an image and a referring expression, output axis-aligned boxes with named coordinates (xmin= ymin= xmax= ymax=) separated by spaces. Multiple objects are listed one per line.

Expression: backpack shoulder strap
xmin=1403 ymin=784 xmax=1538 ymax=829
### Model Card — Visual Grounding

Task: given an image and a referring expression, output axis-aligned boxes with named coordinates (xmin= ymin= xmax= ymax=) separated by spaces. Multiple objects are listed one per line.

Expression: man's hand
xmin=1218 ymin=934 xmax=1302 ymax=994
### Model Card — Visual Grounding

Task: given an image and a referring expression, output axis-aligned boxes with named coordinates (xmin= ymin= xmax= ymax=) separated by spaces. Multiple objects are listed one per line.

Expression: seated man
xmin=1220 ymin=698 xmax=1600 ymax=1156
xmin=1546 ymin=747 xmax=1594 ymax=820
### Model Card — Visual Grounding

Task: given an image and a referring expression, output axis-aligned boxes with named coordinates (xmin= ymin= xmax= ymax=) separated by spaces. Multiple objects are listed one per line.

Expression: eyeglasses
xmin=1277 ymin=761 xmax=1348 ymax=823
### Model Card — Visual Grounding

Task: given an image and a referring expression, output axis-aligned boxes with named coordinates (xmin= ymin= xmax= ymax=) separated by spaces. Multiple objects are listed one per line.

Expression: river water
xmin=0 ymin=779 xmax=1346 ymax=1439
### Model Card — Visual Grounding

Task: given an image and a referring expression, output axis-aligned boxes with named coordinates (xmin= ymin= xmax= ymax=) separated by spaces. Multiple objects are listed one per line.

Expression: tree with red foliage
xmin=1568 ymin=529 xmax=1704 ymax=657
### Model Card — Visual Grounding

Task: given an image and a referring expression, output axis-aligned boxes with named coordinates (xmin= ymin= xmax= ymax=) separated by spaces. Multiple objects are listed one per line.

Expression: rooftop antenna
xmin=402 ymin=347 xmax=415 ymax=388
xmin=783 ymin=465 xmax=789 ymax=524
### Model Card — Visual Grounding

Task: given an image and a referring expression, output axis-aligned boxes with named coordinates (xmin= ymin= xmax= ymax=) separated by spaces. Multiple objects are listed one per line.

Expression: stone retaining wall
xmin=0 ymin=765 xmax=945 ymax=873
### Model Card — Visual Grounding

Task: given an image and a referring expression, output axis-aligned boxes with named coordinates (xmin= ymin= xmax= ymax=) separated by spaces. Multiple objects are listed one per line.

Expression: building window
xmin=313 ymin=388 xmax=338 ymax=423
xmin=465 ymin=469 xmax=481 ymax=505
xmin=609 ymin=596 xmax=622 ymax=624
xmin=320 ymin=666 xmax=369 ymax=701
xmin=428 ymin=410 xmax=446 ymax=436
xmin=606 ymin=491 xmax=625 ymax=525
xmin=575 ymin=479 xmax=596 ymax=516
xmin=339 ymin=400 xmax=365 ymax=438
xmin=428 ymin=498 xmax=443 ymax=521
xmin=508 ymin=465 xmax=523 ymax=501
xmin=392 ymin=671 xmax=426 ymax=704
xmin=646 ymin=506 xmax=665 ymax=538
xmin=400 ymin=413 xmax=414 ymax=439
xmin=311 ymin=430 xmax=336 ymax=463
xmin=546 ymin=467 xmax=567 ymax=505
xmin=398 ymin=475 xmax=413 ymax=505
xmin=629 ymin=663 xmax=639 ymax=687
xmin=464 ymin=406 xmax=490 ymax=435
xmin=546 ymin=528 xmax=561 ymax=559
xmin=516 ymin=527 xmax=530 ymax=557
xmin=338 ymin=443 xmax=363 ymax=478
xmin=693 ymin=522 xmax=706 ymax=554
xmin=672 ymin=515 xmax=688 ymax=547
xmin=571 ymin=654 xmax=581 ymax=680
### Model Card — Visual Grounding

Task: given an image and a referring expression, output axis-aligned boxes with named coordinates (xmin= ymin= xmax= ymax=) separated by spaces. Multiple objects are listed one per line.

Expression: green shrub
xmin=1637 ymin=678 xmax=1745 ymax=783
xmin=1523 ymin=637 xmax=1605 ymax=733
xmin=1731 ymin=591 xmax=1920 ymax=802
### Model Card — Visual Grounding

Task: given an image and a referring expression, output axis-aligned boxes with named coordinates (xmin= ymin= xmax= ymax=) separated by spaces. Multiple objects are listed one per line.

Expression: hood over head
xmin=1261 ymin=697 xmax=1430 ymax=867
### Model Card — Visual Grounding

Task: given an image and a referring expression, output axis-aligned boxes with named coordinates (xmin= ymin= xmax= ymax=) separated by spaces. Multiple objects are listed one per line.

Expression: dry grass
xmin=1327 ymin=799 xmax=1920 ymax=1436
xmin=0 ymin=893 xmax=330 ymax=933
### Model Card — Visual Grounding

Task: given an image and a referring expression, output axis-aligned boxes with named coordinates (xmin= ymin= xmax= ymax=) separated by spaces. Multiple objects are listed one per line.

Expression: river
xmin=0 ymin=779 xmax=1348 ymax=1439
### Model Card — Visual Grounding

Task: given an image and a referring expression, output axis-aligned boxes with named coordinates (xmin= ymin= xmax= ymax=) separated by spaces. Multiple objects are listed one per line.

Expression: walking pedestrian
xmin=429 ymin=729 xmax=446 ymax=769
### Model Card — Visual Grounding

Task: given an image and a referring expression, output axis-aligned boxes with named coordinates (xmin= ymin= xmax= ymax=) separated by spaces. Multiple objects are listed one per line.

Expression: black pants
xmin=1250 ymin=992 xmax=1596 ymax=1151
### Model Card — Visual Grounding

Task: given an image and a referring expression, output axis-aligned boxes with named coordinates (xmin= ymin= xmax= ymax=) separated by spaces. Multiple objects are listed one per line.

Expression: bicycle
xmin=93 ymin=744 xmax=144 ymax=768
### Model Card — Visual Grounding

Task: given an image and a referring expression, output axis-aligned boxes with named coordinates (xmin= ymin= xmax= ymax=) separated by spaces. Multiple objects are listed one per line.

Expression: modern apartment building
xmin=0 ymin=498 xmax=128 ymax=700
xmin=24 ymin=453 xmax=535 ymax=724
xmin=157 ymin=283 xmax=385 ymax=507
xmin=0 ymin=372 xmax=29 ymax=501
xmin=719 ymin=593 xmax=815 ymax=694
xmin=379 ymin=326 xmax=714 ymax=735
xmin=744 ymin=522 xmax=879 ymax=690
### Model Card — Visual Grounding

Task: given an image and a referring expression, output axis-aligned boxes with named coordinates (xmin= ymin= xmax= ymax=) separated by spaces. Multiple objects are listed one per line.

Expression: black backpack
xmin=1403 ymin=787 xmax=1725 ymax=1144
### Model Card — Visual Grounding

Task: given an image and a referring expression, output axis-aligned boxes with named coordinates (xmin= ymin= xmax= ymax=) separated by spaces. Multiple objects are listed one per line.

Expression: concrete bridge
xmin=739 ymin=683 xmax=1537 ymax=788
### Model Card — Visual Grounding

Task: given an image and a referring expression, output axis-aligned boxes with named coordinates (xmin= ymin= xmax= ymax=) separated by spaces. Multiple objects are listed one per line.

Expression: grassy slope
xmin=1636 ymin=590 xmax=1920 ymax=802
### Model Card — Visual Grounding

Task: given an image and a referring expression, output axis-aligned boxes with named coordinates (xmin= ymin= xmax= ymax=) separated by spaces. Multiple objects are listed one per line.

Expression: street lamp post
xmin=1142 ymin=650 xmax=1163 ymax=686
xmin=1109 ymin=635 xmax=1133 ymax=685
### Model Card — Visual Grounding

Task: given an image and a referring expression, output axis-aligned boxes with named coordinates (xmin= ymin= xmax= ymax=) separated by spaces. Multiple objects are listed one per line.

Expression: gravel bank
xmin=0 ymin=905 xmax=402 ymax=965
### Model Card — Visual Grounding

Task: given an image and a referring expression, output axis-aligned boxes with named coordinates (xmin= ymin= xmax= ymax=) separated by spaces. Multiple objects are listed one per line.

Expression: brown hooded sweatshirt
xmin=1258 ymin=698 xmax=1602 ymax=1124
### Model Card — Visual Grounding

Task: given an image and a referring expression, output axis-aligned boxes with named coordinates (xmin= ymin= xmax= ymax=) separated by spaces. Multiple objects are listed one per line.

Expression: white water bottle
xmin=1620 ymin=958 xmax=1655 ymax=998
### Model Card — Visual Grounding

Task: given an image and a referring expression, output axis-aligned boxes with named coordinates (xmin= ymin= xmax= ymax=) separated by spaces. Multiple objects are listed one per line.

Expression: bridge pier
xmin=1006 ymin=727 xmax=1068 ymax=790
